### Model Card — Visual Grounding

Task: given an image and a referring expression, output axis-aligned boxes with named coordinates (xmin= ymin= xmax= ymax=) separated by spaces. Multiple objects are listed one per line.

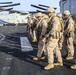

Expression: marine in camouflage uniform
xmin=33 ymin=13 xmax=48 ymax=60
xmin=53 ymin=13 xmax=64 ymax=66
xmin=44 ymin=7 xmax=63 ymax=70
xmin=63 ymin=10 xmax=74 ymax=60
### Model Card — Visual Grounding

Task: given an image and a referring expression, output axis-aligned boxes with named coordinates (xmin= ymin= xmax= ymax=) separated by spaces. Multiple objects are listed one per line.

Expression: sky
xmin=0 ymin=0 xmax=60 ymax=13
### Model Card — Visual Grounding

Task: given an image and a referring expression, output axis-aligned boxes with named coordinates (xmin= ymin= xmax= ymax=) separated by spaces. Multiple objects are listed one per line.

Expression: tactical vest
xmin=47 ymin=17 xmax=54 ymax=34
xmin=47 ymin=15 xmax=65 ymax=39
xmin=47 ymin=16 xmax=60 ymax=39
xmin=64 ymin=17 xmax=74 ymax=38
xmin=64 ymin=17 xmax=74 ymax=31
xmin=64 ymin=20 xmax=69 ymax=31
xmin=47 ymin=16 xmax=63 ymax=33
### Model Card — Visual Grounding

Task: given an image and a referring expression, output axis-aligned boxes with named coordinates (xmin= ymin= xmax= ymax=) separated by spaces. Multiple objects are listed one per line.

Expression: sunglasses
xmin=63 ymin=14 xmax=67 ymax=16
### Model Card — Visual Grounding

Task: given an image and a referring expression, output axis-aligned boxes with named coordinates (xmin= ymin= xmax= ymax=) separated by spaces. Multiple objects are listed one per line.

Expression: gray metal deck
xmin=0 ymin=25 xmax=76 ymax=75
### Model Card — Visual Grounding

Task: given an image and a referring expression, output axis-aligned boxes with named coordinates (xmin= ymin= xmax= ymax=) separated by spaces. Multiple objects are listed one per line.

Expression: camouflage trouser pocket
xmin=56 ymin=32 xmax=60 ymax=39
xmin=51 ymin=33 xmax=57 ymax=39
xmin=69 ymin=32 xmax=74 ymax=37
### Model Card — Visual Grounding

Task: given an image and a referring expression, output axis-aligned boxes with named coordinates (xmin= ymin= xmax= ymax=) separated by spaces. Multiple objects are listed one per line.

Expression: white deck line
xmin=20 ymin=37 xmax=33 ymax=52
xmin=0 ymin=34 xmax=5 ymax=43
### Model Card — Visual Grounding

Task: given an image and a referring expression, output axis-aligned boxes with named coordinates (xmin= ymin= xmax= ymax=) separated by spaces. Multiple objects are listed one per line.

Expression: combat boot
xmin=54 ymin=62 xmax=63 ymax=66
xmin=44 ymin=64 xmax=54 ymax=70
xmin=66 ymin=53 xmax=73 ymax=60
xmin=33 ymin=57 xmax=41 ymax=61
xmin=32 ymin=39 xmax=37 ymax=42
xmin=71 ymin=64 xmax=76 ymax=69
xmin=41 ymin=55 xmax=47 ymax=60
xmin=66 ymin=56 xmax=73 ymax=60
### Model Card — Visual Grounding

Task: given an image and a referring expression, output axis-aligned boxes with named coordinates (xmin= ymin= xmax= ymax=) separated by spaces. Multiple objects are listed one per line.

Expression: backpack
xmin=58 ymin=18 xmax=64 ymax=32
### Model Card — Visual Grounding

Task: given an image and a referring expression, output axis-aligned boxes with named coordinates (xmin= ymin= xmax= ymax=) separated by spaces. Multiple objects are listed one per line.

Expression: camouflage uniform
xmin=44 ymin=7 xmax=63 ymax=70
xmin=63 ymin=10 xmax=74 ymax=60
xmin=33 ymin=13 xmax=48 ymax=60
xmin=53 ymin=13 xmax=64 ymax=66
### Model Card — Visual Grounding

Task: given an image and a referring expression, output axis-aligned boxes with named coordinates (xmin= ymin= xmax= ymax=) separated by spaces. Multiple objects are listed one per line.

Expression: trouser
xmin=46 ymin=38 xmax=63 ymax=64
xmin=32 ymin=29 xmax=37 ymax=41
xmin=58 ymin=32 xmax=64 ymax=50
xmin=37 ymin=38 xmax=47 ymax=57
xmin=64 ymin=37 xmax=74 ymax=57
xmin=29 ymin=28 xmax=33 ymax=38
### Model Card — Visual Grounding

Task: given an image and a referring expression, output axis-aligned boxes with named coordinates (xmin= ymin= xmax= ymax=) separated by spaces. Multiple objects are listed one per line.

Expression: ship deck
xmin=0 ymin=25 xmax=76 ymax=75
